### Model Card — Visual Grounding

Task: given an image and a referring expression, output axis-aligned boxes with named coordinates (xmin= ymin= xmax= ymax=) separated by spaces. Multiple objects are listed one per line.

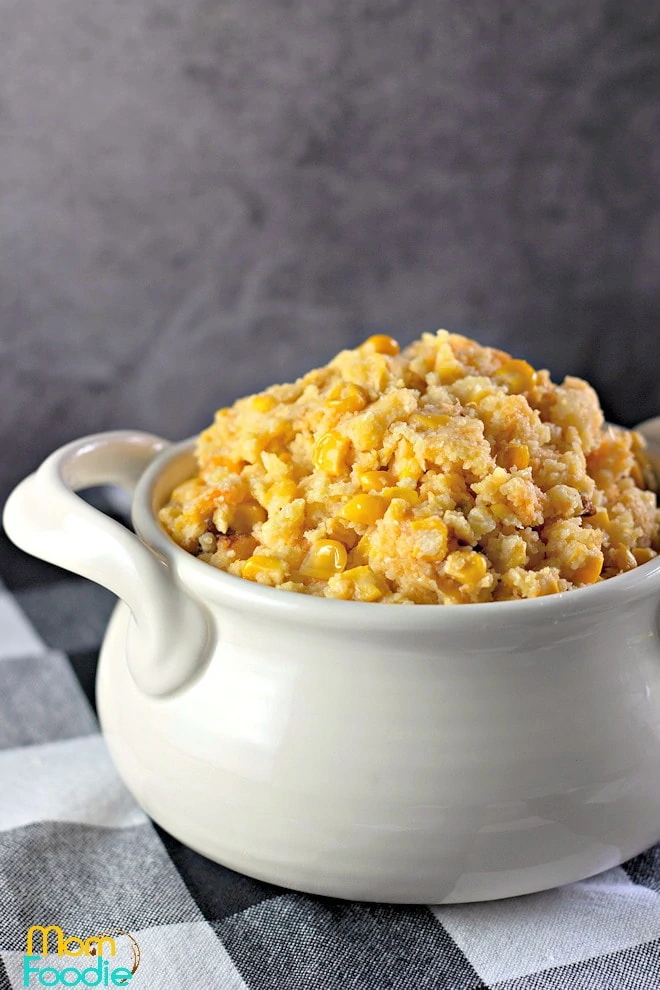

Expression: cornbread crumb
xmin=159 ymin=331 xmax=659 ymax=603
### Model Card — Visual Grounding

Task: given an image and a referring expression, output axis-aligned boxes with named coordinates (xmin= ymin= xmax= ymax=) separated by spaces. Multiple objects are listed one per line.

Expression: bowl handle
xmin=2 ymin=431 xmax=210 ymax=698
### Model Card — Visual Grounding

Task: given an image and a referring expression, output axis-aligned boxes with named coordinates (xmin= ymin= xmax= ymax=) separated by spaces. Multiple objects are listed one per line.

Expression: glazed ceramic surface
xmin=4 ymin=419 xmax=660 ymax=903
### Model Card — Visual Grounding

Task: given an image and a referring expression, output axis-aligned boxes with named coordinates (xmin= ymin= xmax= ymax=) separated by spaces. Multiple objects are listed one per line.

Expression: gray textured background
xmin=1 ymin=0 xmax=659 ymax=500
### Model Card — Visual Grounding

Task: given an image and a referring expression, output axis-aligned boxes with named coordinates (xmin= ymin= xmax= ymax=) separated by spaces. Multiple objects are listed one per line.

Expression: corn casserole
xmin=159 ymin=331 xmax=659 ymax=603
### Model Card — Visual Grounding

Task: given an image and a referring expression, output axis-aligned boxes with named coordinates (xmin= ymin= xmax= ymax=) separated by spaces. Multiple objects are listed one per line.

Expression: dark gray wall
xmin=2 ymin=1 xmax=659 ymax=499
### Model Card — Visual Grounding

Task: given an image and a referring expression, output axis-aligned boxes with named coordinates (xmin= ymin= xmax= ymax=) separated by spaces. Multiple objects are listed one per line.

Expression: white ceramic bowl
xmin=4 ymin=419 xmax=660 ymax=904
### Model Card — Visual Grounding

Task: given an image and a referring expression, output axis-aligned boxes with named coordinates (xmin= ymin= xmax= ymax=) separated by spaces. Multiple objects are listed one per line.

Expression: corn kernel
xmin=300 ymin=539 xmax=348 ymax=580
xmin=444 ymin=549 xmax=488 ymax=586
xmin=632 ymin=547 xmax=657 ymax=565
xmin=494 ymin=358 xmax=538 ymax=394
xmin=341 ymin=493 xmax=388 ymax=525
xmin=358 ymin=470 xmax=395 ymax=492
xmin=242 ymin=555 xmax=286 ymax=584
xmin=327 ymin=383 xmax=369 ymax=414
xmin=572 ymin=553 xmax=604 ymax=585
xmin=499 ymin=443 xmax=530 ymax=471
xmin=362 ymin=334 xmax=399 ymax=356
xmin=584 ymin=507 xmax=610 ymax=529
xmin=342 ymin=565 xmax=386 ymax=602
xmin=313 ymin=431 xmax=350 ymax=475
xmin=381 ymin=486 xmax=419 ymax=506
xmin=252 ymin=394 xmax=277 ymax=413
xmin=409 ymin=412 xmax=451 ymax=430
xmin=410 ymin=518 xmax=448 ymax=560
xmin=232 ymin=502 xmax=267 ymax=533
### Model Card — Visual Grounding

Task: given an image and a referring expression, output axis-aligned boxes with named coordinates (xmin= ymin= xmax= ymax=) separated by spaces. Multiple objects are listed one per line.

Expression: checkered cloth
xmin=1 ymin=524 xmax=660 ymax=990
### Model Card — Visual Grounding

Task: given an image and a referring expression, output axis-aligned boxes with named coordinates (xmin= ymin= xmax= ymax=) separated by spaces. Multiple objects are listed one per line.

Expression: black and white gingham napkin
xmin=1 ymin=525 xmax=660 ymax=990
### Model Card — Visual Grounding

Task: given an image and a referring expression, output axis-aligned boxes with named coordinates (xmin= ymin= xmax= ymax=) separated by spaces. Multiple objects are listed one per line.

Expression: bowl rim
xmin=131 ymin=437 xmax=660 ymax=628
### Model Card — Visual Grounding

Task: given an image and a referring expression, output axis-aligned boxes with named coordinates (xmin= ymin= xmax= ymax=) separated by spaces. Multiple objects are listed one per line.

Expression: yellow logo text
xmin=26 ymin=926 xmax=116 ymax=958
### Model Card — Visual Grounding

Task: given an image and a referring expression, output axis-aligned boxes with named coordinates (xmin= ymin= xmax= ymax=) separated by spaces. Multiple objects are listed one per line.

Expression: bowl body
xmin=94 ymin=440 xmax=660 ymax=903
xmin=5 ymin=430 xmax=660 ymax=902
